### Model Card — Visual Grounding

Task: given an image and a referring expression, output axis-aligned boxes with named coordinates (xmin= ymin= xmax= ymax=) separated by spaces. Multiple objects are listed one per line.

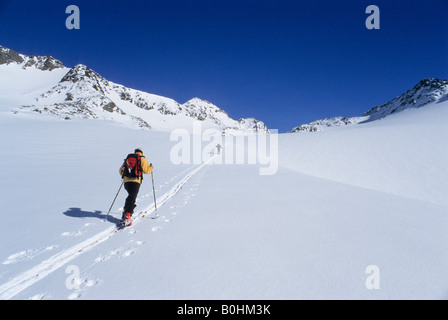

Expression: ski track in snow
xmin=0 ymin=157 xmax=214 ymax=300
xmin=2 ymin=246 xmax=59 ymax=265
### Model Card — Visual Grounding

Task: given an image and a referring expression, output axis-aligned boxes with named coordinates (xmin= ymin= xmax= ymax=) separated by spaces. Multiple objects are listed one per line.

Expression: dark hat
xmin=135 ymin=148 xmax=143 ymax=154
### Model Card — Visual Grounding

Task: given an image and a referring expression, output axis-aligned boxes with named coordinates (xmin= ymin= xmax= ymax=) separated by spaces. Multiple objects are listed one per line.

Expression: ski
xmin=114 ymin=224 xmax=127 ymax=232
xmin=114 ymin=219 xmax=132 ymax=232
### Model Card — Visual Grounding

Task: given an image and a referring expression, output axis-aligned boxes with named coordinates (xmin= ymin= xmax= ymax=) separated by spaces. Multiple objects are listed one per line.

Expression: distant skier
xmin=216 ymin=143 xmax=222 ymax=155
xmin=119 ymin=148 xmax=153 ymax=226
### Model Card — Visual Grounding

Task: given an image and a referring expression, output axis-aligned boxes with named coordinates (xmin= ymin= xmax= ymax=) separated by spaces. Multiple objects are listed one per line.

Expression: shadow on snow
xmin=62 ymin=207 xmax=121 ymax=225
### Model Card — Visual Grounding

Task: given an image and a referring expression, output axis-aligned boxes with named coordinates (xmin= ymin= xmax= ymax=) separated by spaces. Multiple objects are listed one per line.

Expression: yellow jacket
xmin=119 ymin=151 xmax=153 ymax=184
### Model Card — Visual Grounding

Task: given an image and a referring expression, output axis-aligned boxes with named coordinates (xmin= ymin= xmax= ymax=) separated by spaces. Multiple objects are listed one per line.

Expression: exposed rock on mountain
xmin=289 ymin=78 xmax=448 ymax=133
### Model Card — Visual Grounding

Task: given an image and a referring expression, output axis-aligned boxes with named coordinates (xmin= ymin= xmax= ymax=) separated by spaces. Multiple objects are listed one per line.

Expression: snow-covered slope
xmin=363 ymin=78 xmax=448 ymax=121
xmin=0 ymin=96 xmax=447 ymax=300
xmin=0 ymin=46 xmax=69 ymax=108
xmin=0 ymin=45 xmax=269 ymax=134
xmin=283 ymin=100 xmax=448 ymax=207
xmin=289 ymin=78 xmax=448 ymax=132
xmin=289 ymin=116 xmax=368 ymax=133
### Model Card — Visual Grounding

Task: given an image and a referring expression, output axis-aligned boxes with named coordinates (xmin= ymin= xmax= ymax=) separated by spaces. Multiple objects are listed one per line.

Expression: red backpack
xmin=122 ymin=153 xmax=143 ymax=180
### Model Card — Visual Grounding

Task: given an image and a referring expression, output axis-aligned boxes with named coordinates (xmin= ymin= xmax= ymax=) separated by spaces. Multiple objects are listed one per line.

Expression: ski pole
xmin=151 ymin=165 xmax=158 ymax=218
xmin=104 ymin=180 xmax=124 ymax=221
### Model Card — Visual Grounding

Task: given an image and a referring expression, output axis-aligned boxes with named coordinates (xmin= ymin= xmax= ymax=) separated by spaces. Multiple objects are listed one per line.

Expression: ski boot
xmin=121 ymin=212 xmax=133 ymax=227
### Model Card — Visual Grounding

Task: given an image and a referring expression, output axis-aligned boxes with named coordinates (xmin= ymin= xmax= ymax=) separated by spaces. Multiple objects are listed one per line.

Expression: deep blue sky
xmin=0 ymin=0 xmax=447 ymax=132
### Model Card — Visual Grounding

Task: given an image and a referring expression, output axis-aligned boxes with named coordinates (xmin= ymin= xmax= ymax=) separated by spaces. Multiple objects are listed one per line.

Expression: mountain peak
xmin=288 ymin=116 xmax=367 ymax=133
xmin=289 ymin=77 xmax=448 ymax=133
xmin=2 ymin=45 xmax=268 ymax=134
xmin=60 ymin=64 xmax=105 ymax=83
xmin=417 ymin=78 xmax=448 ymax=87
xmin=185 ymin=97 xmax=210 ymax=104
xmin=363 ymin=78 xmax=448 ymax=121
xmin=0 ymin=45 xmax=65 ymax=71
xmin=0 ymin=46 xmax=24 ymax=65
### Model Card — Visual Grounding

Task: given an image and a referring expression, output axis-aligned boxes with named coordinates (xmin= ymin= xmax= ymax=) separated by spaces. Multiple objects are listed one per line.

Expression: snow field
xmin=0 ymin=99 xmax=447 ymax=299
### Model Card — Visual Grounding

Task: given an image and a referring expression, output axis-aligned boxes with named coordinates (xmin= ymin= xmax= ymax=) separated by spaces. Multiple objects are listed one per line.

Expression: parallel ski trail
xmin=0 ymin=157 xmax=214 ymax=300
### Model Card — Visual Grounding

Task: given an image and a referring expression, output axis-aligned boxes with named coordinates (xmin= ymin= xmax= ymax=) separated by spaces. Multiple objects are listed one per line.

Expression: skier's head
xmin=135 ymin=148 xmax=143 ymax=154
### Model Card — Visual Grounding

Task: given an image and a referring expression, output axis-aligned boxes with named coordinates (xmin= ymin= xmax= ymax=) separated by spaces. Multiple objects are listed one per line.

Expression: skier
xmin=118 ymin=148 xmax=153 ymax=226
xmin=216 ymin=143 xmax=222 ymax=155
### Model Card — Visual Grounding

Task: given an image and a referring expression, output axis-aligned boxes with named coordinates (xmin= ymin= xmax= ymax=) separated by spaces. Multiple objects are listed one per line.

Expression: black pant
xmin=123 ymin=182 xmax=141 ymax=216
